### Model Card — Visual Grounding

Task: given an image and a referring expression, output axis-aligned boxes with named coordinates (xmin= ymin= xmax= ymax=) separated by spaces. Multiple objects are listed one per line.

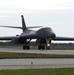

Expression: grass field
xmin=0 ymin=68 xmax=74 ymax=75
xmin=0 ymin=52 xmax=74 ymax=59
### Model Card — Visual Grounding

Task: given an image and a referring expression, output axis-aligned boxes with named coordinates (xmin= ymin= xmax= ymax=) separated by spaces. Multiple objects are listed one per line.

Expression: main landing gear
xmin=38 ymin=45 xmax=45 ymax=50
xmin=22 ymin=39 xmax=51 ymax=50
xmin=23 ymin=39 xmax=31 ymax=50
xmin=23 ymin=45 xmax=30 ymax=50
xmin=37 ymin=39 xmax=51 ymax=50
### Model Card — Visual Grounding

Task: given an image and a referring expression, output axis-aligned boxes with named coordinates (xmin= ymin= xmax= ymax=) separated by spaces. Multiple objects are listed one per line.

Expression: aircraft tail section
xmin=21 ymin=15 xmax=27 ymax=32
xmin=0 ymin=15 xmax=42 ymax=32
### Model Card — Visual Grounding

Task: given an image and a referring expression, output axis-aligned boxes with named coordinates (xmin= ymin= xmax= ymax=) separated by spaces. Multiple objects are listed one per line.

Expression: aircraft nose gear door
xmin=23 ymin=39 xmax=31 ymax=50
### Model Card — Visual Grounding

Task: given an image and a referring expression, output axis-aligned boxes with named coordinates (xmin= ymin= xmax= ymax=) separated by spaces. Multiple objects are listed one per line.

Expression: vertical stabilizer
xmin=21 ymin=15 xmax=27 ymax=32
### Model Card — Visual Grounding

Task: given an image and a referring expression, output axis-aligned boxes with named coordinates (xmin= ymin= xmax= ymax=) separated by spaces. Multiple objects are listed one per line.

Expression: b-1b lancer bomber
xmin=0 ymin=15 xmax=74 ymax=50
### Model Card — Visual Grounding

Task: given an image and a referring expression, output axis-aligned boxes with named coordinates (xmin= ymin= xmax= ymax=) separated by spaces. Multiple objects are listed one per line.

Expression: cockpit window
xmin=45 ymin=28 xmax=53 ymax=32
xmin=38 ymin=27 xmax=54 ymax=33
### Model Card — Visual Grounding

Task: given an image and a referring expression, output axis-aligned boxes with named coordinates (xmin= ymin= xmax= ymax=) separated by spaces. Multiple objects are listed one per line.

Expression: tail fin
xmin=21 ymin=15 xmax=27 ymax=32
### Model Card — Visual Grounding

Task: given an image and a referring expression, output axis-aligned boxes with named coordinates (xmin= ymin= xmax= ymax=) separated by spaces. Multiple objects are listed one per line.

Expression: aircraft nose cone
xmin=51 ymin=33 xmax=56 ymax=38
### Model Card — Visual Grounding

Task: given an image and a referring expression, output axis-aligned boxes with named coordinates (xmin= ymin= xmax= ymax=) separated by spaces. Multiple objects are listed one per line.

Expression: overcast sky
xmin=0 ymin=0 xmax=74 ymax=43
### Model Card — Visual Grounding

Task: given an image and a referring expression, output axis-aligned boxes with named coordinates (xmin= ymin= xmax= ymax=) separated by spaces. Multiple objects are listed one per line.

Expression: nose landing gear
xmin=46 ymin=39 xmax=51 ymax=50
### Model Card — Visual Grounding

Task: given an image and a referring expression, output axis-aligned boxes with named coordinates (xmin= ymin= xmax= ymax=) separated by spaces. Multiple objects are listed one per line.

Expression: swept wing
xmin=53 ymin=36 xmax=74 ymax=41
xmin=0 ymin=36 xmax=19 ymax=40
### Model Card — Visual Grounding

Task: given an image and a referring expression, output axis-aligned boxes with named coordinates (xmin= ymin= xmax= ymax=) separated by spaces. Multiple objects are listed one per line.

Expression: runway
xmin=0 ymin=47 xmax=74 ymax=55
xmin=0 ymin=48 xmax=74 ymax=69
xmin=0 ymin=59 xmax=74 ymax=70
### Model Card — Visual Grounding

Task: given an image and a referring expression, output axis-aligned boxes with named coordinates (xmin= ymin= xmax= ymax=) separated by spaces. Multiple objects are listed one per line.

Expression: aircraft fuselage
xmin=19 ymin=27 xmax=56 ymax=39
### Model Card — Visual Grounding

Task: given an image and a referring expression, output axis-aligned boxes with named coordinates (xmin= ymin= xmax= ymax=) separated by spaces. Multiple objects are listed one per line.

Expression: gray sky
xmin=0 ymin=0 xmax=74 ymax=43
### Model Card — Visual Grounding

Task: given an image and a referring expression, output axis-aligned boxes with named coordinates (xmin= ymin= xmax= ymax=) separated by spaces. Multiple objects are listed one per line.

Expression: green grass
xmin=0 ymin=52 xmax=74 ymax=59
xmin=0 ymin=68 xmax=74 ymax=75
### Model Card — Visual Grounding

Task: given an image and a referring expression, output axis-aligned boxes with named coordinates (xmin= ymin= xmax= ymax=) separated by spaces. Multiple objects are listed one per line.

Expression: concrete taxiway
xmin=0 ymin=59 xmax=74 ymax=70
xmin=0 ymin=48 xmax=74 ymax=55
xmin=0 ymin=48 xmax=74 ymax=69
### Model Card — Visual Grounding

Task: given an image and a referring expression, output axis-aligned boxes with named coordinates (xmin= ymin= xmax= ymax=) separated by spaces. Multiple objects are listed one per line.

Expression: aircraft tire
xmin=42 ymin=46 xmax=45 ymax=50
xmin=38 ymin=45 xmax=41 ymax=50
xmin=23 ymin=45 xmax=26 ymax=50
xmin=38 ymin=45 xmax=45 ymax=50
xmin=26 ymin=45 xmax=30 ymax=50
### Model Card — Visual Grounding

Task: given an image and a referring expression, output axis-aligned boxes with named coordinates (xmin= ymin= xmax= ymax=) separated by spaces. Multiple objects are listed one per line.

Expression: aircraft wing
xmin=0 ymin=36 xmax=19 ymax=40
xmin=53 ymin=36 xmax=74 ymax=41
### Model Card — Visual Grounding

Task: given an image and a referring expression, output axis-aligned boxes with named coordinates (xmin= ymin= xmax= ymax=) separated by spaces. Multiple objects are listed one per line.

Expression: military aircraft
xmin=0 ymin=15 xmax=74 ymax=50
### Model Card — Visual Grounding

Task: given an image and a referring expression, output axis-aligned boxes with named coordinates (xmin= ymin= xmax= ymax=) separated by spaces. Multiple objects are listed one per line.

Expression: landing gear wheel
xmin=23 ymin=45 xmax=26 ymax=50
xmin=23 ymin=45 xmax=30 ymax=50
xmin=38 ymin=45 xmax=45 ymax=50
xmin=38 ymin=45 xmax=41 ymax=50
xmin=41 ymin=46 xmax=45 ymax=50
xmin=26 ymin=45 xmax=30 ymax=50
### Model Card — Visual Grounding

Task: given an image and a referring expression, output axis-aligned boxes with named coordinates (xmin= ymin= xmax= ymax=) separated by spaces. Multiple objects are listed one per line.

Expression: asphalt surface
xmin=0 ymin=48 xmax=74 ymax=69
xmin=0 ymin=48 xmax=74 ymax=55
xmin=0 ymin=59 xmax=74 ymax=70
